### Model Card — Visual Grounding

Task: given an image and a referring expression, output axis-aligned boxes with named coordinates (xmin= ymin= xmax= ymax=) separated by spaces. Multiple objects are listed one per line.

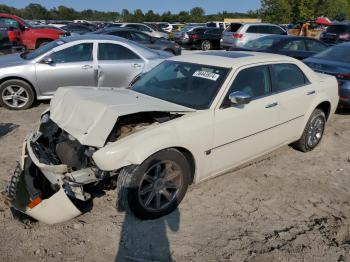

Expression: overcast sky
xmin=1 ymin=0 xmax=261 ymax=13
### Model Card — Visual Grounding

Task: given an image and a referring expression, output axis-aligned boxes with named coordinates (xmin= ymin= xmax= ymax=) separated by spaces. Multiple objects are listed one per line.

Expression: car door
xmin=211 ymin=65 xmax=280 ymax=173
xmin=35 ymin=42 xmax=95 ymax=96
xmin=270 ymin=63 xmax=316 ymax=141
xmin=277 ymin=39 xmax=309 ymax=60
xmin=97 ymin=42 xmax=145 ymax=87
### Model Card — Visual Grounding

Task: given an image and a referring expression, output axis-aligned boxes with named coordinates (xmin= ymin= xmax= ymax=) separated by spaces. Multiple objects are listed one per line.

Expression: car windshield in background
xmin=21 ymin=39 xmax=65 ymax=60
xmin=244 ymin=36 xmax=279 ymax=49
xmin=326 ymin=25 xmax=348 ymax=34
xmin=132 ymin=61 xmax=229 ymax=110
xmin=313 ymin=45 xmax=350 ymax=63
xmin=225 ymin=23 xmax=242 ymax=32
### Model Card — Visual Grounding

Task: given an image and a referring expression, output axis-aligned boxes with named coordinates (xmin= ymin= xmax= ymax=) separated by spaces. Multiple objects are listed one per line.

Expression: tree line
xmin=0 ymin=3 xmax=257 ymax=22
xmin=260 ymin=0 xmax=350 ymax=23
xmin=1 ymin=1 xmax=349 ymax=24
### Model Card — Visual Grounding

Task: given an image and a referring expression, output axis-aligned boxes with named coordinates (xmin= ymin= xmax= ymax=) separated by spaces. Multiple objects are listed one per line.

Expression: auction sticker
xmin=193 ymin=71 xmax=220 ymax=81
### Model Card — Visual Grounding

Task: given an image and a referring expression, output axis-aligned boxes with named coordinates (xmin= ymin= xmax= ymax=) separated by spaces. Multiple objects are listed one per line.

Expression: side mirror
xmin=42 ymin=56 xmax=53 ymax=65
xmin=228 ymin=91 xmax=252 ymax=105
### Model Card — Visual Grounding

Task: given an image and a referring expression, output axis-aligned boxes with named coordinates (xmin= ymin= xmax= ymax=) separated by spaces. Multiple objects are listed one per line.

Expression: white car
xmin=120 ymin=23 xmax=169 ymax=39
xmin=7 ymin=52 xmax=338 ymax=224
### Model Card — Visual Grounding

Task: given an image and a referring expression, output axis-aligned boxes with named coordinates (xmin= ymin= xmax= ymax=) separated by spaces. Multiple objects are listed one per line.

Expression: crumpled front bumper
xmin=4 ymin=133 xmax=82 ymax=224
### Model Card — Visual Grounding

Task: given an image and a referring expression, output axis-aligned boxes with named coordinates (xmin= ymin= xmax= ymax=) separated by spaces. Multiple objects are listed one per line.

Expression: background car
xmin=93 ymin=27 xmax=181 ymax=55
xmin=304 ymin=42 xmax=350 ymax=107
xmin=221 ymin=22 xmax=287 ymax=50
xmin=184 ymin=27 xmax=223 ymax=50
xmin=230 ymin=35 xmax=328 ymax=60
xmin=174 ymin=26 xmax=205 ymax=45
xmin=61 ymin=23 xmax=95 ymax=35
xmin=119 ymin=23 xmax=169 ymax=39
xmin=206 ymin=21 xmax=228 ymax=29
xmin=169 ymin=23 xmax=185 ymax=39
xmin=320 ymin=23 xmax=350 ymax=45
xmin=0 ymin=34 xmax=171 ymax=110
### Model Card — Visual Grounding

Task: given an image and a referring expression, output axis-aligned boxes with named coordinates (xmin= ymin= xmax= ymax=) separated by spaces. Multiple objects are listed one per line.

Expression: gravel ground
xmin=0 ymin=101 xmax=350 ymax=262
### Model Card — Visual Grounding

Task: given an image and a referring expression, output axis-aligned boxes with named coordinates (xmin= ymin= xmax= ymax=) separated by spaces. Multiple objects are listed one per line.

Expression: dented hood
xmin=50 ymin=87 xmax=194 ymax=147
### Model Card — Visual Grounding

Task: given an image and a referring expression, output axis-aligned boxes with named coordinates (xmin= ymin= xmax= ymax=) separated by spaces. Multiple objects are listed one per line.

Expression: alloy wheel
xmin=307 ymin=116 xmax=325 ymax=147
xmin=1 ymin=85 xmax=29 ymax=108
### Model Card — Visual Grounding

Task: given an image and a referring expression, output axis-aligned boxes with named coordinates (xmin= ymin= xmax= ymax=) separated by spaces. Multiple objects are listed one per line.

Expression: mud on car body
xmin=5 ymin=51 xmax=339 ymax=224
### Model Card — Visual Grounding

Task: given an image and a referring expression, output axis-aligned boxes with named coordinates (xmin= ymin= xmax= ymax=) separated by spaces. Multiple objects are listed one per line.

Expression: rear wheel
xmin=116 ymin=148 xmax=191 ymax=219
xmin=293 ymin=109 xmax=326 ymax=152
xmin=0 ymin=79 xmax=35 ymax=110
xmin=201 ymin=40 xmax=212 ymax=51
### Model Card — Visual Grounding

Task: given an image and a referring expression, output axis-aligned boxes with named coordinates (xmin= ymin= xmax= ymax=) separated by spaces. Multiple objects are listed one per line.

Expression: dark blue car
xmin=304 ymin=42 xmax=350 ymax=108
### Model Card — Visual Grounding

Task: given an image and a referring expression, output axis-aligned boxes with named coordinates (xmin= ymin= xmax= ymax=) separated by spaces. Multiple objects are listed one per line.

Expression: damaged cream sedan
xmin=5 ymin=52 xmax=339 ymax=224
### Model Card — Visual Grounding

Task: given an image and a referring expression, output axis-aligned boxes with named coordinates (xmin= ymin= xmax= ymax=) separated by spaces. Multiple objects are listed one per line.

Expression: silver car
xmin=221 ymin=23 xmax=287 ymax=50
xmin=0 ymin=35 xmax=171 ymax=110
xmin=120 ymin=23 xmax=169 ymax=39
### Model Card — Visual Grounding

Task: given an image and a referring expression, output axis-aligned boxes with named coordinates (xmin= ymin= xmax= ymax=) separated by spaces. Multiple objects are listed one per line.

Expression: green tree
xmin=260 ymin=0 xmax=292 ymax=23
xmin=22 ymin=3 xmax=48 ymax=19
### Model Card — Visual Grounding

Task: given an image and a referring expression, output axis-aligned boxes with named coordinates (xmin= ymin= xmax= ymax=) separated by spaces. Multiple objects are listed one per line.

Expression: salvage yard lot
xmin=0 ymin=103 xmax=350 ymax=261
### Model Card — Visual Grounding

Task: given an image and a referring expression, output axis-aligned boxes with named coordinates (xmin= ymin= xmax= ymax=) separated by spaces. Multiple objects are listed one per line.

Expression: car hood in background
xmin=0 ymin=53 xmax=27 ymax=68
xmin=50 ymin=86 xmax=194 ymax=147
xmin=304 ymin=57 xmax=350 ymax=74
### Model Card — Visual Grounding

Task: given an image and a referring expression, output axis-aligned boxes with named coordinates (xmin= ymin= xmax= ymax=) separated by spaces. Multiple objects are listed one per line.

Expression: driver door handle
xmin=81 ymin=65 xmax=93 ymax=70
xmin=265 ymin=102 xmax=278 ymax=108
xmin=307 ymin=90 xmax=316 ymax=95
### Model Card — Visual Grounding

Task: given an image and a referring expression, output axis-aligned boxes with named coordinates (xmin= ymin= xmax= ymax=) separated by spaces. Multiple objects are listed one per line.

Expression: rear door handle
xmin=265 ymin=102 xmax=278 ymax=108
xmin=307 ymin=90 xmax=316 ymax=95
xmin=132 ymin=63 xmax=142 ymax=68
xmin=81 ymin=65 xmax=93 ymax=70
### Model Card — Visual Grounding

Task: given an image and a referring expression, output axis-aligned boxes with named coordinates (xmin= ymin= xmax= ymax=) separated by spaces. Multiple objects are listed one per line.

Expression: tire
xmin=292 ymin=109 xmax=326 ymax=152
xmin=36 ymin=40 xmax=51 ymax=48
xmin=0 ymin=79 xmax=35 ymax=110
xmin=164 ymin=48 xmax=176 ymax=55
xmin=116 ymin=148 xmax=191 ymax=219
xmin=201 ymin=40 xmax=212 ymax=51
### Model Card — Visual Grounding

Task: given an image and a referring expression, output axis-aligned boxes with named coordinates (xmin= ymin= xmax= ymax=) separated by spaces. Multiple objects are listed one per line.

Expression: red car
xmin=0 ymin=13 xmax=67 ymax=49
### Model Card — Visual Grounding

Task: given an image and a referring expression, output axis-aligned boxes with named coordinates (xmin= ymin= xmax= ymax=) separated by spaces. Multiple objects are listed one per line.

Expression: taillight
xmin=336 ymin=73 xmax=350 ymax=80
xmin=232 ymin=33 xmax=243 ymax=39
xmin=339 ymin=33 xmax=350 ymax=40
xmin=190 ymin=34 xmax=200 ymax=40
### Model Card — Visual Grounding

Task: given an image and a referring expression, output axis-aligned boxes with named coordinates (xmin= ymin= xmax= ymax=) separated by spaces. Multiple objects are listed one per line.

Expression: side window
xmin=306 ymin=40 xmax=326 ymax=52
xmin=98 ymin=43 xmax=141 ymax=60
xmin=0 ymin=18 xmax=19 ymax=29
xmin=271 ymin=64 xmax=309 ymax=92
xmin=139 ymin=25 xmax=152 ymax=32
xmin=246 ymin=25 xmax=261 ymax=33
xmin=51 ymin=43 xmax=93 ymax=63
xmin=130 ymin=32 xmax=151 ymax=42
xmin=269 ymin=26 xmax=285 ymax=35
xmin=110 ymin=31 xmax=132 ymax=40
xmin=280 ymin=40 xmax=306 ymax=51
xmin=227 ymin=65 xmax=271 ymax=99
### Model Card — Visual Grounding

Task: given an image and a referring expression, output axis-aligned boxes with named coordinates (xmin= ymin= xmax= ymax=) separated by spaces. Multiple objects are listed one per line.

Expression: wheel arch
xmin=315 ymin=100 xmax=331 ymax=120
xmin=173 ymin=147 xmax=196 ymax=184
xmin=0 ymin=76 xmax=37 ymax=98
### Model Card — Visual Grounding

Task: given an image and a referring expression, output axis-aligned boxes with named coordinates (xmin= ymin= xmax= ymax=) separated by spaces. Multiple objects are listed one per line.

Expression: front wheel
xmin=292 ymin=109 xmax=326 ymax=152
xmin=116 ymin=149 xmax=191 ymax=219
xmin=0 ymin=79 xmax=35 ymax=110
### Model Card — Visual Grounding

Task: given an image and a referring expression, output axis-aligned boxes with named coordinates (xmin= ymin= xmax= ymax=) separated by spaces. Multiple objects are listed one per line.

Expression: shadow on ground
xmin=0 ymin=123 xmax=18 ymax=138
xmin=115 ymin=209 xmax=180 ymax=262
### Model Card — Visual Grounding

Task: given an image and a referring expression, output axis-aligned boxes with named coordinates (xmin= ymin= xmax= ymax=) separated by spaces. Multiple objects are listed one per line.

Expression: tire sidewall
xmin=0 ymin=80 xmax=35 ymax=110
xmin=127 ymin=149 xmax=191 ymax=219
xmin=303 ymin=110 xmax=326 ymax=151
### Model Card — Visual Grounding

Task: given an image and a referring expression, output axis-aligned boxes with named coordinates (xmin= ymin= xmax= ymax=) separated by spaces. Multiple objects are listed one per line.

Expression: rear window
xmin=313 ymin=45 xmax=350 ymax=63
xmin=225 ymin=23 xmax=242 ymax=32
xmin=326 ymin=25 xmax=348 ymax=34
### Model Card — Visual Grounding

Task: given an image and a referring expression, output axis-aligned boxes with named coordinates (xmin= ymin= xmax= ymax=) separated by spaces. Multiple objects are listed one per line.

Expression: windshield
xmin=244 ymin=36 xmax=279 ymax=49
xmin=313 ymin=45 xmax=350 ymax=63
xmin=132 ymin=61 xmax=229 ymax=110
xmin=21 ymin=39 xmax=65 ymax=60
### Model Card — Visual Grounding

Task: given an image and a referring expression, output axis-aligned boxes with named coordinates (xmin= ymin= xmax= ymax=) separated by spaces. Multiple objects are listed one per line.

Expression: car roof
xmin=95 ymin=27 xmax=141 ymax=33
xmin=168 ymin=51 xmax=296 ymax=68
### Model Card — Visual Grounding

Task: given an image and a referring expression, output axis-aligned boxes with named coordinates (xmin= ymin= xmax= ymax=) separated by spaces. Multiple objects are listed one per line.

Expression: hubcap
xmin=2 ymin=85 xmax=29 ymax=108
xmin=138 ymin=160 xmax=183 ymax=212
xmin=307 ymin=116 xmax=324 ymax=147
xmin=203 ymin=41 xmax=210 ymax=51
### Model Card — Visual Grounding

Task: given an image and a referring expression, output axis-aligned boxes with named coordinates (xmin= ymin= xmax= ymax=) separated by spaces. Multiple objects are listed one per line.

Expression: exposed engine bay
xmin=4 ymin=111 xmax=183 ymax=224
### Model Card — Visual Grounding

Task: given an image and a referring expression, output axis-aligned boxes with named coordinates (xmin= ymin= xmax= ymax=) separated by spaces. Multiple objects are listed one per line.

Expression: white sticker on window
xmin=57 ymin=40 xmax=65 ymax=45
xmin=193 ymin=71 xmax=220 ymax=81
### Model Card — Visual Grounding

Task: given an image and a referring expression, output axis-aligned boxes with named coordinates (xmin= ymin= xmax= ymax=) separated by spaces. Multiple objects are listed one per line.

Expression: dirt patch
xmin=0 ymin=104 xmax=350 ymax=261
